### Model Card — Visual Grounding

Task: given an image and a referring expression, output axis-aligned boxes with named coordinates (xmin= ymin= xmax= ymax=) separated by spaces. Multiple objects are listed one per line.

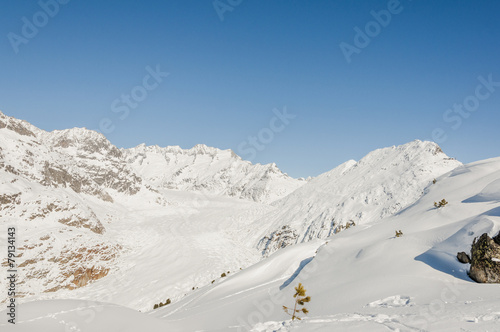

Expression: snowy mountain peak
xmin=188 ymin=143 xmax=222 ymax=156
xmin=122 ymin=142 xmax=303 ymax=203
xmin=357 ymin=140 xmax=446 ymax=165
xmin=256 ymin=140 xmax=462 ymax=255
xmin=43 ymin=127 xmax=110 ymax=144
xmin=0 ymin=109 xmax=41 ymax=138
xmin=41 ymin=127 xmax=122 ymax=159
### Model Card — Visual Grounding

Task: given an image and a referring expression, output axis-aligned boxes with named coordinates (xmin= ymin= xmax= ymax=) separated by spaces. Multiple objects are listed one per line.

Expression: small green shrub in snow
xmin=434 ymin=199 xmax=448 ymax=208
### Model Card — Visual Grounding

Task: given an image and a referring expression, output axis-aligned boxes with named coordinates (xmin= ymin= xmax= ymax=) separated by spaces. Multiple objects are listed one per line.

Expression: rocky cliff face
xmin=0 ymin=113 xmax=143 ymax=204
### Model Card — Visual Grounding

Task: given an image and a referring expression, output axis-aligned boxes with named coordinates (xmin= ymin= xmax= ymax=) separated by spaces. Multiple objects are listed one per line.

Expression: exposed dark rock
xmin=41 ymin=161 xmax=117 ymax=202
xmin=71 ymin=266 xmax=110 ymax=288
xmin=493 ymin=232 xmax=500 ymax=246
xmin=0 ymin=192 xmax=21 ymax=207
xmin=433 ymin=145 xmax=444 ymax=155
xmin=0 ymin=116 xmax=36 ymax=137
xmin=42 ymin=161 xmax=88 ymax=192
xmin=457 ymin=251 xmax=471 ymax=264
xmin=469 ymin=233 xmax=500 ymax=283
xmin=4 ymin=165 xmax=19 ymax=175
xmin=259 ymin=225 xmax=299 ymax=256
xmin=88 ymin=164 xmax=141 ymax=195
xmin=27 ymin=201 xmax=105 ymax=234
xmin=58 ymin=215 xmax=105 ymax=235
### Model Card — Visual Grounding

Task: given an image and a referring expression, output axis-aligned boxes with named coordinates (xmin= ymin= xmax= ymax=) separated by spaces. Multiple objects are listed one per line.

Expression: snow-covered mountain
xmin=0 ymin=110 xmax=301 ymax=301
xmin=4 ymin=155 xmax=500 ymax=332
xmin=123 ymin=143 xmax=304 ymax=203
xmin=255 ymin=140 xmax=462 ymax=255
xmin=5 ymin=110 xmax=490 ymax=332
xmin=0 ymin=111 xmax=302 ymax=204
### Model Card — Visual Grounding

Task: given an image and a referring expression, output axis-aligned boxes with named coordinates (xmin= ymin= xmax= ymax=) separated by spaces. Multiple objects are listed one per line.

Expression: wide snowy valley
xmin=1 ymin=110 xmax=500 ymax=331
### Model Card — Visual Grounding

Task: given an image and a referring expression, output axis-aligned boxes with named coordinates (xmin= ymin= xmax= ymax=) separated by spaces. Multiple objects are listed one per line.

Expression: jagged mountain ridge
xmin=0 ymin=110 xmax=304 ymax=204
xmin=256 ymin=140 xmax=463 ymax=255
xmin=123 ymin=143 xmax=304 ymax=203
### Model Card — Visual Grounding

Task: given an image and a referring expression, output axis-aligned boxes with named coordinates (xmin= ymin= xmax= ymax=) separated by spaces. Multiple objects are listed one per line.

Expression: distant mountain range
xmin=0 ymin=110 xmax=462 ymax=311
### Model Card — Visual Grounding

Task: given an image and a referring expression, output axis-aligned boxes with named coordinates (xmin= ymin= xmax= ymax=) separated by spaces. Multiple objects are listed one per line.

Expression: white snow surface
xmin=147 ymin=156 xmax=500 ymax=331
xmin=2 ymin=110 xmax=500 ymax=331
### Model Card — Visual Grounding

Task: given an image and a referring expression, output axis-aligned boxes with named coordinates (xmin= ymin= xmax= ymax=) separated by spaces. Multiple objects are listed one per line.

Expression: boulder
xmin=457 ymin=251 xmax=471 ymax=264
xmin=469 ymin=233 xmax=500 ymax=283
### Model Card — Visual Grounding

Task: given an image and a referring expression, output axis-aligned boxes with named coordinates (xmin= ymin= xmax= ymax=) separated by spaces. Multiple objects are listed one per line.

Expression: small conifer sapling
xmin=283 ymin=283 xmax=311 ymax=321
xmin=434 ymin=199 xmax=448 ymax=208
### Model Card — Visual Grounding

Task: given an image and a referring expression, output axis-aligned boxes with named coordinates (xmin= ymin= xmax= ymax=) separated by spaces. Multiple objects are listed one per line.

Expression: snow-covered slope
xmin=0 ymin=299 xmax=173 ymax=332
xmin=256 ymin=140 xmax=462 ymax=255
xmin=148 ymin=156 xmax=500 ymax=331
xmin=4 ymin=156 xmax=500 ymax=331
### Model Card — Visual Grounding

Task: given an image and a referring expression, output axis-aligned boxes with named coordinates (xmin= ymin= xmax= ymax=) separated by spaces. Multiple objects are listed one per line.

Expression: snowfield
xmin=3 ymin=157 xmax=499 ymax=331
xmin=1 ymin=111 xmax=500 ymax=331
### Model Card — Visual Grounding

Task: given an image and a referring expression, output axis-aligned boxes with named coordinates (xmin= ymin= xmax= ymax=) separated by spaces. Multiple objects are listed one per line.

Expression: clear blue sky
xmin=1 ymin=0 xmax=499 ymax=178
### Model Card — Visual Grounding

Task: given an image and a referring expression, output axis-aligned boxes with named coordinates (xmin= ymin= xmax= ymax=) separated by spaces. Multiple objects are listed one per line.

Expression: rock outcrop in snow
xmin=457 ymin=251 xmax=471 ymax=264
xmin=469 ymin=232 xmax=500 ymax=283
